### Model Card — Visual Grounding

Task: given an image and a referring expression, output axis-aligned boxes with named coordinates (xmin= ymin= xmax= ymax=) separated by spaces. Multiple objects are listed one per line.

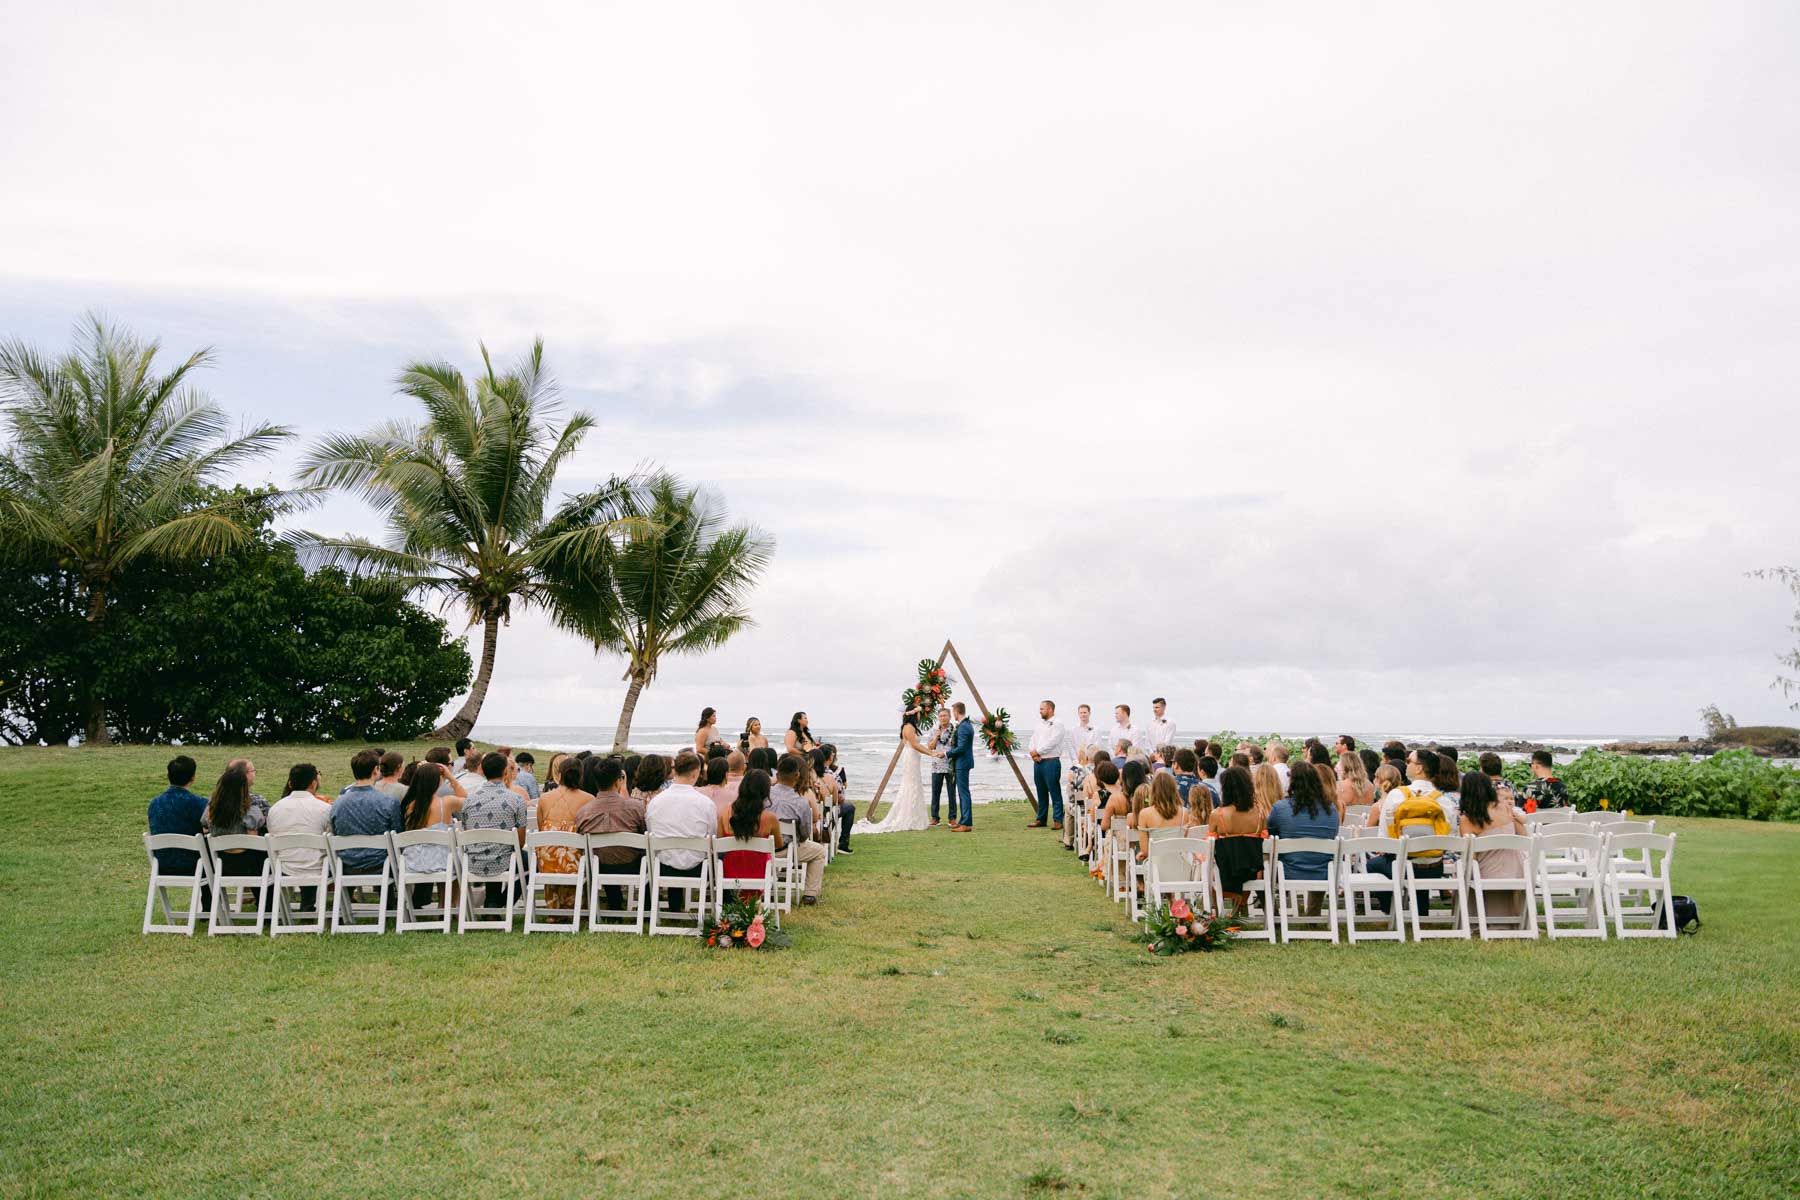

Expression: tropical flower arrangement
xmin=1140 ymin=896 xmax=1237 ymax=955
xmin=705 ymin=896 xmax=791 ymax=951
xmin=980 ymin=708 xmax=1015 ymax=755
xmin=902 ymin=659 xmax=952 ymax=730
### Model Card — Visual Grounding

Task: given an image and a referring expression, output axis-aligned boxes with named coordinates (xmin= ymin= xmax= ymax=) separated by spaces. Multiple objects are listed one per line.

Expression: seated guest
xmin=1206 ymin=741 xmax=1224 ymax=763
xmin=575 ymin=758 xmax=648 ymax=913
xmin=1207 ymin=766 xmax=1266 ymax=916
xmin=1171 ymin=749 xmax=1201 ymax=806
xmin=631 ymin=753 xmax=669 ymax=804
xmin=398 ymin=763 xmax=457 ymax=910
xmin=1135 ymin=771 xmax=1186 ymax=859
xmin=1366 ymin=764 xmax=1405 ymax=825
xmin=1430 ymin=746 xmax=1464 ymax=825
xmin=1357 ymin=747 xmax=1383 ymax=786
xmin=462 ymin=751 xmax=527 ymax=907
xmin=1111 ymin=739 xmax=1131 ymax=771
xmin=1266 ymin=740 xmax=1292 ymax=790
xmin=717 ymin=768 xmax=785 ymax=898
xmin=645 ymin=751 xmax=717 ymax=912
xmin=148 ymin=754 xmax=208 ymax=876
xmin=703 ymin=754 xmax=732 ymax=815
xmin=1368 ymin=748 xmax=1456 ymax=912
xmin=205 ymin=763 xmax=267 ymax=877
xmin=1268 ymin=760 xmax=1340 ymax=910
xmin=1251 ymin=763 xmax=1284 ymax=818
xmin=1335 ymin=749 xmax=1375 ymax=820
xmin=375 ymin=751 xmax=408 ymax=800
xmin=1229 ymin=751 xmax=1251 ymax=770
xmin=1087 ymin=758 xmax=1122 ymax=865
xmin=268 ymin=763 xmax=333 ymax=908
xmin=1479 ymin=753 xmax=1519 ymax=808
xmin=424 ymin=746 xmax=466 ymax=798
xmin=1381 ymin=739 xmax=1409 ymax=780
xmin=1247 ymin=744 xmax=1265 ymax=766
xmin=1197 ymin=755 xmax=1222 ymax=810
xmin=712 ymin=751 xmax=747 ymax=818
xmin=511 ymin=751 xmax=541 ymax=800
xmin=534 ymin=755 xmax=592 ymax=909
xmin=453 ymin=738 xmax=481 ymax=788
xmin=621 ymin=753 xmax=643 ymax=791
xmin=770 ymin=754 xmax=829 ymax=905
xmin=1519 ymin=750 xmax=1570 ymax=812
xmin=813 ymin=746 xmax=855 ymax=854
xmin=331 ymin=748 xmax=403 ymax=877
xmin=501 ymin=753 xmax=532 ymax=802
xmin=1460 ymin=769 xmax=1528 ymax=920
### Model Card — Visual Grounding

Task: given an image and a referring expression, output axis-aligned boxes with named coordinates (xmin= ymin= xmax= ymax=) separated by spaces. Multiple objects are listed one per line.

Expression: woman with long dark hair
xmin=740 ymin=717 xmax=768 ymax=755
xmin=1208 ymin=765 xmax=1266 ymax=915
xmin=695 ymin=708 xmax=719 ymax=755
xmin=396 ymin=762 xmax=457 ymax=909
xmin=1268 ymin=757 xmax=1340 ymax=903
xmin=1459 ymin=770 xmax=1527 ymax=920
xmin=205 ymin=764 xmax=266 ymax=877
xmin=785 ymin=712 xmax=818 ymax=756
xmin=630 ymin=753 xmax=668 ymax=801
xmin=717 ymin=768 xmax=784 ymax=900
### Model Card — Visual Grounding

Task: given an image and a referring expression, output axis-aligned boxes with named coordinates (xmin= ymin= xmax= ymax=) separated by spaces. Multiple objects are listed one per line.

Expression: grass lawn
xmin=2 ymin=742 xmax=1797 ymax=1199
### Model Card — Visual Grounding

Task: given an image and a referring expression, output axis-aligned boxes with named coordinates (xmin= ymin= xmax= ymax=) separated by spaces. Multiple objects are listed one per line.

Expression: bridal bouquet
xmin=902 ymin=659 xmax=952 ymax=729
xmin=705 ymin=896 xmax=791 ymax=951
xmin=1140 ymin=897 xmax=1236 ymax=955
xmin=979 ymin=708 xmax=1015 ymax=754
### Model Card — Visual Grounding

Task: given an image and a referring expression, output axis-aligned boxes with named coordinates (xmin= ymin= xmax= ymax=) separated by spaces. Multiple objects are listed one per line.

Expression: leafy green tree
xmin=0 ymin=317 xmax=291 ymax=743
xmin=0 ymin=490 xmax=471 ymax=744
xmin=1750 ymin=567 xmax=1800 ymax=711
xmin=299 ymin=339 xmax=635 ymax=740
xmin=544 ymin=473 xmax=773 ymax=752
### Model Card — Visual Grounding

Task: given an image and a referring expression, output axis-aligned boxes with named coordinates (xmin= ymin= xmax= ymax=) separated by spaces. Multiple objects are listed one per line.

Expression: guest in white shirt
xmin=1267 ymin=740 xmax=1291 ymax=791
xmin=268 ymin=762 xmax=333 ymax=911
xmin=1109 ymin=705 xmax=1139 ymax=763
xmin=1027 ymin=700 xmax=1067 ymax=829
xmin=646 ymin=750 xmax=718 ymax=911
xmin=453 ymin=738 xmax=482 ymax=789
xmin=1144 ymin=698 xmax=1176 ymax=754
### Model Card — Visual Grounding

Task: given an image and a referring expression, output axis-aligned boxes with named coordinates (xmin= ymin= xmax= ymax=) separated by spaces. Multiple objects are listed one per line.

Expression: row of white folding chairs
xmin=143 ymin=829 xmax=800 ymax=937
xmin=1136 ymin=829 xmax=1679 ymax=943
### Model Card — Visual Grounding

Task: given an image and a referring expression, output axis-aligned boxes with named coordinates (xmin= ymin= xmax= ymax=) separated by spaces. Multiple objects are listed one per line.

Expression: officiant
xmin=1027 ymin=700 xmax=1067 ymax=830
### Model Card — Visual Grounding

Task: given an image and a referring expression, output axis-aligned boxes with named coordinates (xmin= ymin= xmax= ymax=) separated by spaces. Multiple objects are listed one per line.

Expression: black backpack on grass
xmin=1663 ymin=895 xmax=1700 ymax=934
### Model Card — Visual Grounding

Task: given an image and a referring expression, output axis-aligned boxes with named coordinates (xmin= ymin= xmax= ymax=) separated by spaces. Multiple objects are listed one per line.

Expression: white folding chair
xmin=205 ymin=835 xmax=270 ymax=935
xmin=1107 ymin=817 xmax=1133 ymax=904
xmin=1128 ymin=826 xmax=1186 ymax=922
xmin=1534 ymin=830 xmax=1607 ymax=939
xmin=394 ymin=828 xmax=458 ymax=933
xmin=1605 ymin=832 xmax=1678 ymax=938
xmin=523 ymin=830 xmax=586 ymax=933
xmin=648 ymin=836 xmax=713 ymax=936
xmin=1211 ymin=837 xmax=1275 ymax=943
xmin=771 ymin=820 xmax=801 ymax=919
xmin=1342 ymin=804 xmax=1371 ymax=829
xmin=587 ymin=833 xmax=650 ymax=933
xmin=456 ymin=828 xmax=521 ymax=932
xmin=1273 ymin=836 xmax=1341 ymax=943
xmin=268 ymin=833 xmax=332 ymax=936
xmin=1402 ymin=835 xmax=1470 ymax=940
xmin=713 ymin=836 xmax=779 ymax=927
xmin=327 ymin=834 xmax=393 ymax=933
xmin=143 ymin=833 xmax=211 ymax=935
xmin=1339 ymin=836 xmax=1404 ymax=943
xmin=1467 ymin=834 xmax=1538 ymax=940
xmin=1144 ymin=837 xmax=1214 ymax=917
xmin=1529 ymin=807 xmax=1577 ymax=830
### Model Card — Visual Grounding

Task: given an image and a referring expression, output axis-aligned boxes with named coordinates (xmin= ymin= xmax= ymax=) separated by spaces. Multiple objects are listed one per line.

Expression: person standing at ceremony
xmin=948 ymin=703 xmax=977 ymax=832
xmin=928 ymin=706 xmax=956 ymax=826
xmin=695 ymin=707 xmax=720 ymax=755
xmin=1027 ymin=699 xmax=1067 ymax=830
xmin=1071 ymin=704 xmax=1104 ymax=764
xmin=1109 ymin=705 xmax=1138 ymax=762
xmin=1144 ymin=698 xmax=1176 ymax=753
xmin=785 ymin=712 xmax=819 ymax=757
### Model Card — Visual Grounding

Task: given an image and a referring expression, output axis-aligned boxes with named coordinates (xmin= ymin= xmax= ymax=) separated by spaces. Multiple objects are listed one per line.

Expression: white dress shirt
xmin=1108 ymin=723 xmax=1141 ymax=755
xmin=1070 ymin=723 xmax=1104 ymax=762
xmin=266 ymin=791 xmax=333 ymax=871
xmin=1029 ymin=718 xmax=1066 ymax=760
xmin=1144 ymin=716 xmax=1177 ymax=750
xmin=646 ymin=782 xmax=718 ymax=869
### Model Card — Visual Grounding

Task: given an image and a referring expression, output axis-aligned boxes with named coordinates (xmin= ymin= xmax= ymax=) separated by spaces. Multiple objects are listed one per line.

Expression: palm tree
xmin=545 ymin=473 xmax=774 ymax=752
xmin=298 ymin=339 xmax=636 ymax=741
xmin=0 ymin=316 xmax=292 ymax=744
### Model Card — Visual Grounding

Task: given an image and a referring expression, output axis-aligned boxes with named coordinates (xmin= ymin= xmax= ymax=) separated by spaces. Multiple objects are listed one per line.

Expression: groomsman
xmin=1144 ymin=698 xmax=1177 ymax=752
xmin=1027 ymin=700 xmax=1067 ymax=829
xmin=1071 ymin=704 xmax=1105 ymax=763
xmin=1110 ymin=704 xmax=1140 ymax=757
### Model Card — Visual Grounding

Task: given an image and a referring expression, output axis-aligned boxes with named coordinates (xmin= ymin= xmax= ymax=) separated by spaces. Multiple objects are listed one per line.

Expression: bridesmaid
xmin=740 ymin=717 xmax=769 ymax=755
xmin=695 ymin=707 xmax=719 ymax=755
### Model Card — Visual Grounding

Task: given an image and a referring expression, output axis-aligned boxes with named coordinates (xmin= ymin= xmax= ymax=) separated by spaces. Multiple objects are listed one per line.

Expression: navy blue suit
xmin=948 ymin=717 xmax=976 ymax=826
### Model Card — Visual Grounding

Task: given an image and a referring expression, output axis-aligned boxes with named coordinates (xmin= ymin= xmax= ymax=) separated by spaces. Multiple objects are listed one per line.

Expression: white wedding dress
xmin=854 ymin=732 xmax=933 ymax=835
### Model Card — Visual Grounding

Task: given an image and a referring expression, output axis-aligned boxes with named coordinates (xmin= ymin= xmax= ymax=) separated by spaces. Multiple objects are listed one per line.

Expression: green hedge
xmin=1488 ymin=750 xmax=1800 ymax=822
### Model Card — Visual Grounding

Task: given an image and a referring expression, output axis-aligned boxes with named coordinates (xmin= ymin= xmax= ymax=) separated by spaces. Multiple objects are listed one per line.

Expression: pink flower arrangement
xmin=747 ymin=916 xmax=766 ymax=949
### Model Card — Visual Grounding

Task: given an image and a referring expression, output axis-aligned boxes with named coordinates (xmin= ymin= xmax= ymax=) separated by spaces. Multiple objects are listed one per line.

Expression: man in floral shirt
xmin=462 ymin=752 xmax=526 ymax=906
xmin=1517 ymin=750 xmax=1571 ymax=811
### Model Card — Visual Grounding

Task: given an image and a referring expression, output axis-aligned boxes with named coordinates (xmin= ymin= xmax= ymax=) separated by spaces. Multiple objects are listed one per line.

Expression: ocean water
xmin=475 ymin=726 xmax=1661 ymax=807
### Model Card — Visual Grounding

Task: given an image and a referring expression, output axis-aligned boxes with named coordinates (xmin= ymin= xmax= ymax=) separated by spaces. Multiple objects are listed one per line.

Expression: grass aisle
xmin=1 ymin=744 xmax=1797 ymax=1198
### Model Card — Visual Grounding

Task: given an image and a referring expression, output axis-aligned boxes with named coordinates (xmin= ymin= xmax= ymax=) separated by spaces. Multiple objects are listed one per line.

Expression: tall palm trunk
xmin=433 ymin=611 xmax=500 ymax=740
xmin=82 ymin=580 xmax=111 ymax=746
xmin=611 ymin=672 xmax=648 ymax=753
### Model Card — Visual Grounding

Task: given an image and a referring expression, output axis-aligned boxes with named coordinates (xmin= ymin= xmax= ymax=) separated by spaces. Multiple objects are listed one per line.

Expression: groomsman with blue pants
xmin=1027 ymin=699 xmax=1067 ymax=829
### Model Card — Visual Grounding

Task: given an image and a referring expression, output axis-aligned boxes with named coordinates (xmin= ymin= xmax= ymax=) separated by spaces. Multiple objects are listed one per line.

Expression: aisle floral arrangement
xmin=705 ymin=897 xmax=791 ymax=950
xmin=902 ymin=659 xmax=952 ymax=729
xmin=979 ymin=708 xmax=1015 ymax=754
xmin=1140 ymin=897 xmax=1236 ymax=954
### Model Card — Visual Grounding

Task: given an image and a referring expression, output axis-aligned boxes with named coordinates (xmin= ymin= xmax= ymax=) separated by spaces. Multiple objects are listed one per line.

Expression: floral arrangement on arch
xmin=980 ymin=708 xmax=1015 ymax=755
xmin=1141 ymin=897 xmax=1237 ymax=955
xmin=705 ymin=896 xmax=791 ymax=951
xmin=902 ymin=659 xmax=952 ymax=730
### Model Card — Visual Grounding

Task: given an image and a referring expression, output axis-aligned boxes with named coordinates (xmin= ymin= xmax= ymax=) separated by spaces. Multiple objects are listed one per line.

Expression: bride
xmin=854 ymin=706 xmax=943 ymax=835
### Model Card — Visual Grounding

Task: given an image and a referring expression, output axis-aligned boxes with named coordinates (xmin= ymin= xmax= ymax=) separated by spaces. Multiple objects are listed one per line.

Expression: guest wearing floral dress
xmin=534 ymin=759 xmax=593 ymax=909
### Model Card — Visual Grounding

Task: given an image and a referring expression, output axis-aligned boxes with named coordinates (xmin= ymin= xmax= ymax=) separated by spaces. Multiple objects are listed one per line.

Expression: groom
xmin=947 ymin=702 xmax=977 ymax=832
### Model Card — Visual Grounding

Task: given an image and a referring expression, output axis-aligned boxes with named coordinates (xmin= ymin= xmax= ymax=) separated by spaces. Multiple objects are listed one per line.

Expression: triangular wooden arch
xmin=865 ymin=638 xmax=1035 ymax=819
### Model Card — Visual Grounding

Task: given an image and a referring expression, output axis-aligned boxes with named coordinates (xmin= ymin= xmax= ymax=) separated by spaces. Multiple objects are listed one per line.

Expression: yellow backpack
xmin=1388 ymin=788 xmax=1450 ymax=862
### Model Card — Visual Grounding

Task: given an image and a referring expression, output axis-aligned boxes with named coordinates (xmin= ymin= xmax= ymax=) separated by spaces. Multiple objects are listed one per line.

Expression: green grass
xmin=2 ymin=742 xmax=1798 ymax=1198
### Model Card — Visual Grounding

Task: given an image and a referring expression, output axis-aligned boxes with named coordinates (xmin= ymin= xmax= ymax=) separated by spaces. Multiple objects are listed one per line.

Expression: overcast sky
xmin=4 ymin=2 xmax=1797 ymax=736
